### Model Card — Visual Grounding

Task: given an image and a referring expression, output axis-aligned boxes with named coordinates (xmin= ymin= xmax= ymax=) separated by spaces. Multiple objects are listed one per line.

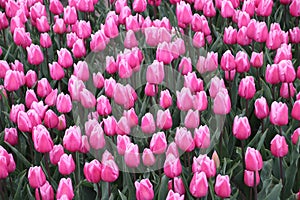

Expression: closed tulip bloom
xmin=220 ymin=50 xmax=236 ymax=71
xmin=178 ymin=57 xmax=192 ymax=75
xmin=96 ymin=95 xmax=112 ymax=116
xmin=270 ymin=102 xmax=288 ymax=126
xmin=25 ymin=70 xmax=37 ymax=88
xmin=176 ymin=87 xmax=194 ymax=111
xmin=0 ymin=61 xmax=10 ymax=79
xmin=49 ymin=0 xmax=63 ymax=15
xmin=225 ymin=70 xmax=236 ymax=81
xmin=135 ymin=179 xmax=154 ymax=200
xmin=4 ymin=128 xmax=18 ymax=146
xmin=265 ymin=64 xmax=280 ymax=84
xmin=0 ymin=11 xmax=9 ymax=29
xmin=93 ymin=72 xmax=104 ymax=89
xmin=56 ymin=178 xmax=74 ymax=200
xmin=101 ymin=151 xmax=119 ymax=182
xmin=164 ymin=153 xmax=182 ymax=178
xmin=244 ymin=170 xmax=260 ymax=187
xmin=123 ymin=107 xmax=139 ymax=127
xmin=176 ymin=1 xmax=192 ymax=27
xmin=289 ymin=27 xmax=300 ymax=43
xmin=292 ymin=100 xmax=300 ymax=120
xmin=215 ymin=175 xmax=231 ymax=198
xmin=290 ymin=0 xmax=300 ymax=17
xmin=26 ymin=44 xmax=44 ymax=65
xmin=175 ymin=127 xmax=195 ymax=152
xmin=63 ymin=126 xmax=82 ymax=152
xmin=270 ymin=135 xmax=289 ymax=157
xmin=132 ymin=0 xmax=147 ymax=13
xmin=141 ymin=113 xmax=155 ymax=134
xmin=49 ymin=144 xmax=64 ymax=165
xmin=76 ymin=0 xmax=94 ymax=12
xmin=256 ymin=0 xmax=273 ymax=17
xmin=32 ymin=125 xmax=54 ymax=153
xmin=156 ymin=42 xmax=173 ymax=64
xmin=66 ymin=32 xmax=79 ymax=49
xmin=90 ymin=30 xmax=107 ymax=52
xmin=0 ymin=156 xmax=8 ymax=179
xmin=84 ymin=160 xmax=102 ymax=183
xmin=36 ymin=16 xmax=50 ymax=32
xmin=213 ymin=89 xmax=231 ymax=115
xmin=156 ymin=109 xmax=173 ymax=130
xmin=221 ymin=0 xmax=235 ymax=18
xmin=104 ymin=17 xmax=119 ymax=39
xmin=45 ymin=89 xmax=58 ymax=107
xmin=56 ymin=93 xmax=72 ymax=113
xmin=184 ymin=72 xmax=203 ymax=93
xmin=203 ymin=0 xmax=216 ymax=17
xmin=232 ymin=116 xmax=251 ymax=140
xmin=209 ymin=77 xmax=226 ymax=99
xmin=280 ymin=83 xmax=296 ymax=99
xmin=150 ymin=132 xmax=167 ymax=154
xmin=245 ymin=147 xmax=263 ymax=171
xmin=27 ymin=109 xmax=42 ymax=128
xmin=235 ymin=51 xmax=250 ymax=73
xmin=253 ymin=22 xmax=269 ymax=43
xmin=80 ymin=88 xmax=96 ymax=109
xmin=72 ymin=39 xmax=86 ymax=58
xmin=117 ymin=135 xmax=131 ymax=155
xmin=166 ymin=190 xmax=184 ymax=200
xmin=25 ymin=89 xmax=38 ymax=108
xmin=224 ymin=26 xmax=237 ymax=45
xmin=35 ymin=181 xmax=54 ymax=200
xmin=58 ymin=154 xmax=75 ymax=175
xmin=168 ymin=177 xmax=185 ymax=195
xmin=250 ymin=52 xmax=263 ymax=68
xmin=237 ymin=26 xmax=252 ymax=46
xmin=80 ymin=135 xmax=90 ymax=153
xmin=266 ymin=24 xmax=284 ymax=50
xmin=254 ymin=97 xmax=269 ymax=119
xmin=10 ymin=104 xmax=25 ymax=123
xmin=192 ymin=154 xmax=216 ymax=177
xmin=274 ymin=44 xmax=292 ymax=64
xmin=74 ymin=20 xmax=91 ymax=39
xmin=146 ymin=60 xmax=164 ymax=84
xmin=89 ymin=124 xmax=106 ymax=150
xmin=160 ymin=90 xmax=172 ymax=109
xmin=124 ymin=143 xmax=140 ymax=168
xmin=194 ymin=125 xmax=210 ymax=148
xmin=57 ymin=48 xmax=73 ymax=68
xmin=28 ymin=166 xmax=46 ymax=188
xmin=124 ymin=30 xmax=138 ymax=48
xmin=44 ymin=110 xmax=58 ymax=128
xmin=68 ymin=75 xmax=86 ymax=101
xmin=238 ymin=76 xmax=256 ymax=99
xmin=63 ymin=6 xmax=77 ymax=25
xmin=278 ymin=60 xmax=296 ymax=83
xmin=49 ymin=62 xmax=65 ymax=80
xmin=17 ymin=111 xmax=32 ymax=132
xmin=291 ymin=128 xmax=300 ymax=145
xmin=193 ymin=32 xmax=205 ymax=48
xmin=57 ymin=114 xmax=66 ymax=131
xmin=184 ymin=110 xmax=200 ymax=129
xmin=142 ymin=148 xmax=156 ymax=167
xmin=40 ymin=33 xmax=52 ymax=48
xmin=53 ymin=18 xmax=66 ymax=34
xmin=102 ymin=116 xmax=117 ymax=136
xmin=189 ymin=172 xmax=208 ymax=198
xmin=115 ymin=0 xmax=127 ymax=14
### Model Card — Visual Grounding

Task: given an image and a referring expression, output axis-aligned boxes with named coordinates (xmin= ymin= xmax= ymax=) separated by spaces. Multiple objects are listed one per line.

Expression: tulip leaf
xmin=5 ymin=142 xmax=31 ymax=168
xmin=264 ymin=183 xmax=283 ymax=200
xmin=13 ymin=169 xmax=27 ymax=200
xmin=26 ymin=184 xmax=35 ymax=200
xmin=118 ymin=190 xmax=128 ymax=200
xmin=157 ymin=175 xmax=169 ymax=199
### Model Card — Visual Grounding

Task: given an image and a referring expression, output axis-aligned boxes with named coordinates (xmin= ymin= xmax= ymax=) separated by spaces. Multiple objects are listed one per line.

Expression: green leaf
xmin=264 ymin=183 xmax=283 ymax=200
xmin=5 ymin=142 xmax=31 ymax=168
xmin=157 ymin=175 xmax=169 ymax=199
xmin=13 ymin=170 xmax=27 ymax=200
xmin=118 ymin=190 xmax=128 ymax=200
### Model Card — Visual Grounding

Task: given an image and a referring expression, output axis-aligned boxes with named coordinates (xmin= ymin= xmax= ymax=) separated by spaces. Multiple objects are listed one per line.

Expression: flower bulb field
xmin=0 ymin=0 xmax=300 ymax=199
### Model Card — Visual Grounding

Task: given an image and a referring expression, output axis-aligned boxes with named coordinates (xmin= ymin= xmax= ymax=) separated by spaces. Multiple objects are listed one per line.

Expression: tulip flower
xmin=189 ymin=172 xmax=208 ymax=198
xmin=270 ymin=102 xmax=288 ymax=126
xmin=84 ymin=160 xmax=102 ymax=183
xmin=56 ymin=178 xmax=74 ymax=200
xmin=215 ymin=174 xmax=231 ymax=198
xmin=28 ymin=166 xmax=46 ymax=188
xmin=135 ymin=179 xmax=154 ymax=200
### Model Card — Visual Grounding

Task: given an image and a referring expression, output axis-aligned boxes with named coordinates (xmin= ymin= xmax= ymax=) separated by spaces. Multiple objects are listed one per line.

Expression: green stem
xmin=279 ymin=157 xmax=284 ymax=187
xmin=254 ymin=171 xmax=257 ymax=200
xmin=241 ymin=140 xmax=245 ymax=169
xmin=97 ymin=182 xmax=101 ymax=200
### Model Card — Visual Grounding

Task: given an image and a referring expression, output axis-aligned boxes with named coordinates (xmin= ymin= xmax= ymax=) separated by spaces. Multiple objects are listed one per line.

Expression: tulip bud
xmin=56 ymin=178 xmax=74 ymax=200
xmin=215 ymin=175 xmax=231 ymax=198
xmin=135 ymin=179 xmax=154 ymax=200
xmin=189 ymin=172 xmax=208 ymax=198
xmin=270 ymin=135 xmax=289 ymax=157
xmin=28 ymin=166 xmax=46 ymax=188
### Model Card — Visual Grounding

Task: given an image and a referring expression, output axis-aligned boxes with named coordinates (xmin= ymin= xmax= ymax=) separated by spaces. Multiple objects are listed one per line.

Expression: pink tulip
xmin=49 ymin=62 xmax=65 ymax=80
xmin=176 ymin=87 xmax=194 ymax=111
xmin=17 ymin=111 xmax=32 ymax=132
xmin=270 ymin=135 xmax=289 ymax=157
xmin=178 ymin=57 xmax=192 ymax=75
xmin=25 ymin=89 xmax=38 ymax=108
xmin=89 ymin=124 xmax=106 ymax=150
xmin=194 ymin=125 xmax=210 ymax=148
xmin=242 ymin=0 xmax=255 ymax=16
xmin=215 ymin=174 xmax=231 ymax=198
xmin=244 ymin=170 xmax=260 ymax=187
xmin=35 ymin=181 xmax=54 ymax=200
xmin=10 ymin=104 xmax=25 ymax=123
xmin=141 ymin=113 xmax=155 ymax=134
xmin=142 ymin=148 xmax=156 ymax=167
xmin=184 ymin=72 xmax=203 ymax=93
xmin=150 ymin=132 xmax=167 ymax=154
xmin=224 ymin=26 xmax=237 ymax=45
xmin=291 ymin=128 xmax=300 ymax=145
xmin=156 ymin=109 xmax=173 ymax=130
xmin=49 ymin=0 xmax=63 ymax=15
xmin=101 ymin=151 xmax=119 ymax=182
xmin=176 ymin=1 xmax=192 ymax=27
xmin=32 ymin=125 xmax=54 ymax=153
xmin=53 ymin=18 xmax=66 ymax=34
xmin=159 ymin=90 xmax=172 ymax=109
xmin=76 ymin=0 xmax=94 ymax=12
xmin=274 ymin=44 xmax=292 ymax=64
xmin=39 ymin=33 xmax=52 ymax=49
xmin=166 ymin=190 xmax=184 ymax=200
xmin=90 ymin=30 xmax=108 ymax=52
xmin=233 ymin=116 xmax=251 ymax=140
xmin=4 ymin=128 xmax=18 ymax=146
xmin=72 ymin=39 xmax=86 ymax=58
xmin=213 ymin=89 xmax=231 ymax=115
xmin=270 ymin=102 xmax=288 ymax=126
xmin=63 ymin=126 xmax=82 ymax=152
xmin=254 ymin=97 xmax=269 ymax=119
xmin=237 ymin=26 xmax=252 ymax=46
xmin=45 ymin=89 xmax=58 ymax=107
xmin=220 ymin=50 xmax=236 ymax=71
xmin=117 ymin=135 xmax=131 ymax=155
xmin=184 ymin=110 xmax=200 ymax=129
xmin=193 ymin=32 xmax=205 ymax=48
xmin=56 ymin=178 xmax=74 ymax=200
xmin=266 ymin=23 xmax=284 ymax=50
xmin=290 ymin=0 xmax=300 ymax=17
xmin=256 ymin=0 xmax=273 ymax=17
xmin=0 ymin=156 xmax=8 ymax=179
xmin=135 ymin=179 xmax=154 ymax=200
xmin=280 ymin=83 xmax=296 ymax=99
xmin=245 ymin=147 xmax=263 ymax=171
xmin=292 ymin=100 xmax=300 ymax=121
xmin=58 ymin=154 xmax=75 ymax=175
xmin=56 ymin=93 xmax=72 ymax=113
xmin=124 ymin=143 xmax=140 ymax=168
xmin=164 ymin=153 xmax=182 ymax=178
xmin=156 ymin=42 xmax=173 ymax=64
xmin=146 ymin=60 xmax=164 ymax=84
xmin=203 ymin=0 xmax=216 ymax=17
xmin=175 ymin=127 xmax=195 ymax=152
xmin=278 ymin=60 xmax=296 ymax=83
xmin=189 ymin=172 xmax=208 ymax=198
xmin=36 ymin=16 xmax=50 ymax=32
xmin=265 ymin=64 xmax=280 ymax=84
xmin=28 ymin=166 xmax=46 ymax=188
xmin=49 ymin=144 xmax=64 ymax=165
xmin=64 ymin=6 xmax=77 ymax=25
xmin=57 ymin=48 xmax=73 ymax=68
xmin=25 ymin=70 xmax=37 ymax=88
xmin=235 ymin=51 xmax=250 ymax=73
xmin=250 ymin=52 xmax=263 ymax=68
xmin=168 ymin=177 xmax=185 ymax=195
xmin=209 ymin=77 xmax=226 ymax=98
xmin=238 ymin=76 xmax=256 ymax=99
xmin=84 ymin=160 xmax=102 ymax=183
xmin=289 ymin=27 xmax=300 ymax=43
xmin=123 ymin=108 xmax=139 ymax=127
xmin=96 ymin=95 xmax=112 ymax=116
xmin=192 ymin=154 xmax=216 ymax=178
xmin=221 ymin=0 xmax=235 ymax=18
xmin=26 ymin=44 xmax=44 ymax=65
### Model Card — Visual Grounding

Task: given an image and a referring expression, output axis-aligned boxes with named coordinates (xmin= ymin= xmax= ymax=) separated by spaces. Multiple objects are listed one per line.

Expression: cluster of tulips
xmin=0 ymin=0 xmax=300 ymax=199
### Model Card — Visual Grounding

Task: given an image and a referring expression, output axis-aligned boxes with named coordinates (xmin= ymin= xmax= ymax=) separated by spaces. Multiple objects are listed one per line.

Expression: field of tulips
xmin=0 ymin=0 xmax=300 ymax=199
